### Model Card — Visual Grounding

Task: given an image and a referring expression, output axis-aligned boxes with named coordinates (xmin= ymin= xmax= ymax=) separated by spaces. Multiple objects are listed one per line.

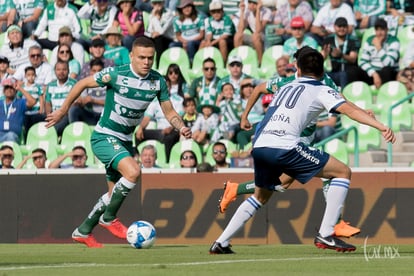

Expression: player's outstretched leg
xmin=322 ymin=179 xmax=360 ymax=238
xmin=334 ymin=220 xmax=361 ymax=238
xmin=316 ymin=178 xmax=356 ymax=252
xmin=219 ymin=179 xmax=360 ymax=238
xmin=72 ymin=228 xmax=103 ymax=248
xmin=99 ymin=178 xmax=134 ymax=239
xmin=211 ymin=194 xmax=265 ymax=254
xmin=218 ymin=180 xmax=251 ymax=213
xmin=72 ymin=193 xmax=109 ymax=248
xmin=314 ymin=234 xmax=356 ymax=252
xmin=209 ymin=242 xmax=235 ymax=254
xmin=218 ymin=180 xmax=284 ymax=213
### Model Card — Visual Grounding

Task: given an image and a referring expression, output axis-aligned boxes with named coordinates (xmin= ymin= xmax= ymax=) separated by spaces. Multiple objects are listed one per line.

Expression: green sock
xmin=103 ymin=179 xmax=133 ymax=222
xmin=78 ymin=194 xmax=108 ymax=235
xmin=237 ymin=180 xmax=256 ymax=195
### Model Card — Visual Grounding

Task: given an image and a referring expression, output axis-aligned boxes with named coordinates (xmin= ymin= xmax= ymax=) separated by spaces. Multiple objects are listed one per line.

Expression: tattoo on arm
xmin=169 ymin=115 xmax=183 ymax=130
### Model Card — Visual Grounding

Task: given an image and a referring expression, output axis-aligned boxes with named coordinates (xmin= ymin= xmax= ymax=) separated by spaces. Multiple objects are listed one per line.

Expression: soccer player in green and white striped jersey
xmin=46 ymin=36 xmax=192 ymax=248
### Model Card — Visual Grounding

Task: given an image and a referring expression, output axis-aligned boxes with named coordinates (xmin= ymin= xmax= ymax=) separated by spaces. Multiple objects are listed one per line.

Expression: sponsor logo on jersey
xmin=114 ymin=103 xmax=127 ymax=115
xmin=119 ymin=86 xmax=129 ymax=94
xmin=128 ymin=111 xmax=140 ymax=117
xmin=149 ymin=78 xmax=157 ymax=90
xmin=328 ymin=89 xmax=343 ymax=100
xmin=145 ymin=93 xmax=156 ymax=99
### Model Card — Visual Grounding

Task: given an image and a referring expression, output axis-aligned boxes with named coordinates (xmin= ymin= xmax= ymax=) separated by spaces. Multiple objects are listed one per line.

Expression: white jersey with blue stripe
xmin=254 ymin=77 xmax=345 ymax=150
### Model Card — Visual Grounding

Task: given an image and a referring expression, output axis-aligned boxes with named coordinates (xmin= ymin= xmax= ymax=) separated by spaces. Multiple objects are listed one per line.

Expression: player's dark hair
xmin=132 ymin=36 xmax=155 ymax=49
xmin=295 ymin=46 xmax=324 ymax=78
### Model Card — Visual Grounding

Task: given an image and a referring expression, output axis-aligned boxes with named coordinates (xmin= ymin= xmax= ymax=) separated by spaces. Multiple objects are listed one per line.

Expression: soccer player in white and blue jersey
xmin=209 ymin=46 xmax=396 ymax=254
xmin=46 ymin=36 xmax=192 ymax=248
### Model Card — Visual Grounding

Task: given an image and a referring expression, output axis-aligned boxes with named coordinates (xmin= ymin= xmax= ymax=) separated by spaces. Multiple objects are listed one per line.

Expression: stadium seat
xmin=143 ymin=11 xmax=150 ymax=33
xmin=259 ymin=45 xmax=284 ymax=79
xmin=137 ymin=139 xmax=168 ymax=168
xmin=341 ymin=117 xmax=382 ymax=153
xmin=179 ymin=67 xmax=192 ymax=84
xmin=204 ymin=139 xmax=238 ymax=166
xmin=397 ymin=25 xmax=414 ymax=64
xmin=373 ymin=81 xmax=408 ymax=113
xmin=228 ymin=46 xmax=259 ymax=78
xmin=21 ymin=122 xmax=59 ymax=156
xmin=0 ymin=141 xmax=23 ymax=168
xmin=158 ymin=47 xmax=191 ymax=76
xmin=168 ymin=139 xmax=203 ymax=168
xmin=58 ymin=122 xmax=95 ymax=166
xmin=358 ymin=27 xmax=375 ymax=64
xmin=80 ymin=18 xmax=91 ymax=40
xmin=342 ymin=81 xmax=374 ymax=109
xmin=321 ymin=139 xmax=349 ymax=165
xmin=43 ymin=49 xmax=53 ymax=62
xmin=379 ymin=103 xmax=412 ymax=132
xmin=189 ymin=47 xmax=225 ymax=80
xmin=360 ymin=27 xmax=375 ymax=48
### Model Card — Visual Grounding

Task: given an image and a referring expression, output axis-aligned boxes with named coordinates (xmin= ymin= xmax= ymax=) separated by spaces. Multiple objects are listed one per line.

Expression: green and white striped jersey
xmin=94 ymin=64 xmax=170 ymax=141
xmin=18 ymin=82 xmax=43 ymax=115
xmin=45 ymin=78 xmax=77 ymax=111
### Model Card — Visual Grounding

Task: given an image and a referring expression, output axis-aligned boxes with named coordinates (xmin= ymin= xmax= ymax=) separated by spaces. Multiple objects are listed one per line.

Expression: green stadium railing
xmin=314 ymin=125 xmax=359 ymax=167
xmin=387 ymin=93 xmax=414 ymax=166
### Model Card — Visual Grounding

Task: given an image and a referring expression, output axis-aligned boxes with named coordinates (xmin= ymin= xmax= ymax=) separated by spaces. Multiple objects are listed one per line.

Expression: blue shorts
xmin=252 ymin=142 xmax=329 ymax=191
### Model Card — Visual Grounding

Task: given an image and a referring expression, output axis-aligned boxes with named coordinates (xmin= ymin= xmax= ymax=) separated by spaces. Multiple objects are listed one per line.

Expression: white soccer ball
xmin=126 ymin=220 xmax=156 ymax=249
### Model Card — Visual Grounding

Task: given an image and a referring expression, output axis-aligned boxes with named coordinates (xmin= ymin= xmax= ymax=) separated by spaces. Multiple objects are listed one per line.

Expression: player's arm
xmin=136 ymin=115 xmax=151 ymax=141
xmin=45 ymin=76 xmax=99 ymax=127
xmin=336 ymin=101 xmax=396 ymax=143
xmin=160 ymin=100 xmax=192 ymax=138
xmin=240 ymin=82 xmax=269 ymax=130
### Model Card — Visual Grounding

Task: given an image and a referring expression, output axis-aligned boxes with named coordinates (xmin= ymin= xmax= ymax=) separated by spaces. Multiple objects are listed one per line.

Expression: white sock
xmin=319 ymin=178 xmax=350 ymax=237
xmin=118 ymin=177 xmax=136 ymax=189
xmin=216 ymin=196 xmax=262 ymax=247
xmin=102 ymin=193 xmax=110 ymax=205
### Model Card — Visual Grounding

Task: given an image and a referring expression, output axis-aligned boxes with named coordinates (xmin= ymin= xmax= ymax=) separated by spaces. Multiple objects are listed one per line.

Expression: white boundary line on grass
xmin=1 ymin=256 xmax=413 ymax=271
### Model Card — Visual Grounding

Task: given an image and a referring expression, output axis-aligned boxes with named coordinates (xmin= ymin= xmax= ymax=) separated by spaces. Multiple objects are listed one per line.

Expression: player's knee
xmin=336 ymin=165 xmax=352 ymax=179
xmin=123 ymin=163 xmax=141 ymax=182
xmin=344 ymin=166 xmax=352 ymax=179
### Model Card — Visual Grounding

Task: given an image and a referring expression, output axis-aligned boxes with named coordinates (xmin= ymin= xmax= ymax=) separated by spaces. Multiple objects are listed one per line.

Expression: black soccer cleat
xmin=209 ymin=242 xmax=235 ymax=254
xmin=314 ymin=234 xmax=356 ymax=252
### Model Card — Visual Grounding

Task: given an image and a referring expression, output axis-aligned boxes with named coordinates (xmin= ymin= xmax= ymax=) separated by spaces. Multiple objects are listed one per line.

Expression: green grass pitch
xmin=0 ymin=244 xmax=413 ymax=275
